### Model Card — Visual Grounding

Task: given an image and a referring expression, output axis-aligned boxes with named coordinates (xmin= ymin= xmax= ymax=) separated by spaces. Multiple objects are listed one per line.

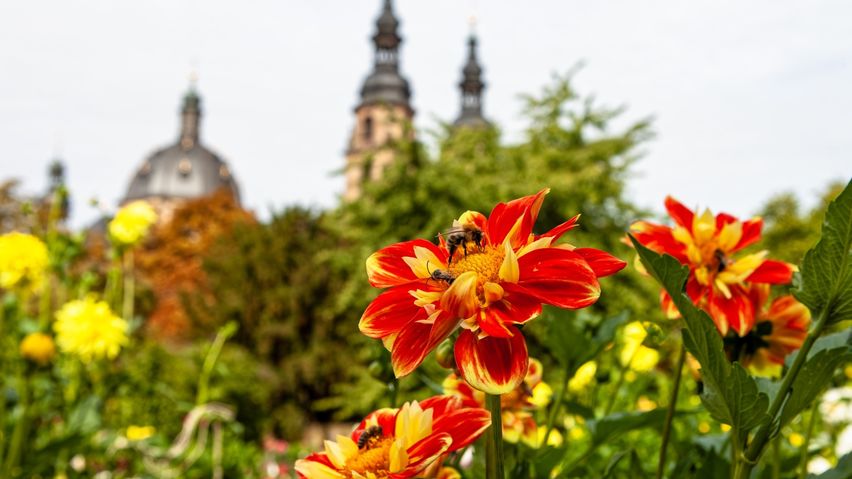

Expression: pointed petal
xmin=486 ymin=286 xmax=542 ymax=326
xmin=391 ymin=312 xmax=459 ymax=378
xmin=746 ymin=260 xmax=794 ymax=284
xmin=367 ymin=239 xmax=448 ymax=288
xmin=516 ymin=248 xmax=601 ymax=309
xmin=708 ymin=286 xmax=755 ymax=337
xmin=295 ymin=453 xmax=346 ymax=479
xmin=487 ymin=189 xmax=549 ymax=247
xmin=540 ymin=214 xmax=581 ymax=242
xmin=454 ymin=329 xmax=529 ymax=395
xmin=360 ymin=286 xmax=427 ymax=339
xmin=664 ymin=196 xmax=695 ymax=229
xmin=573 ymin=248 xmax=627 ymax=278
xmin=430 ymin=407 xmax=491 ymax=452
xmin=440 ymin=271 xmax=479 ymax=319
xmin=629 ymin=221 xmax=689 ymax=263
xmin=498 ymin=241 xmax=519 ymax=283
xmin=395 ymin=433 xmax=453 ymax=477
xmin=732 ymin=217 xmax=763 ymax=252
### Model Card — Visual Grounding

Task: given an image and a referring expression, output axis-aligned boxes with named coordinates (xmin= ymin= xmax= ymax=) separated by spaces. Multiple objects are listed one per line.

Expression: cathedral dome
xmin=123 ymin=88 xmax=240 ymax=204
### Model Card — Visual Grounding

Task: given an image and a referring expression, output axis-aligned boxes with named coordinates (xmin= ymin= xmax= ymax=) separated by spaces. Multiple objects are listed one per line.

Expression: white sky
xmin=1 ymin=0 xmax=850 ymax=229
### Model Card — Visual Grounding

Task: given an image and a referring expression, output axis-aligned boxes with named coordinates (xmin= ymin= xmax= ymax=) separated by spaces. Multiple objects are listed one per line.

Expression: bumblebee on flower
xmin=361 ymin=189 xmax=626 ymax=394
xmin=629 ymin=196 xmax=795 ymax=337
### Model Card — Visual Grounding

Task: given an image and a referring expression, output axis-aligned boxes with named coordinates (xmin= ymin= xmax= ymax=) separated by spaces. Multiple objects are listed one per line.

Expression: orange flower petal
xmin=540 ymin=214 xmax=580 ymax=242
xmin=487 ymin=189 xmax=549 ymax=248
xmin=391 ymin=312 xmax=459 ymax=378
xmin=399 ymin=433 xmax=453 ymax=476
xmin=454 ymin=328 xmax=529 ymax=395
xmin=732 ymin=217 xmax=763 ymax=252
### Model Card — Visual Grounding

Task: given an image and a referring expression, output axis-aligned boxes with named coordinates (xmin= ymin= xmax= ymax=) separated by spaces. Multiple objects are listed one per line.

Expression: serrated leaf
xmin=795 ymin=178 xmax=852 ymax=325
xmin=629 ymin=236 xmax=769 ymax=439
xmin=786 ymin=329 xmax=852 ymax=367
xmin=780 ymin=345 xmax=852 ymax=427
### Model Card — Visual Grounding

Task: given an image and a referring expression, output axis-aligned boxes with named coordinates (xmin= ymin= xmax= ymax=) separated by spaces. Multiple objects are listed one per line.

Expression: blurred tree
xmin=757 ymin=181 xmax=844 ymax=266
xmin=135 ymin=189 xmax=255 ymax=338
xmin=197 ymin=207 xmax=365 ymax=438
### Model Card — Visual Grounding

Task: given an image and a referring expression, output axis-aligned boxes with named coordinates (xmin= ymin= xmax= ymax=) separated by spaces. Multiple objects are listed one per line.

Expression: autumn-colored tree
xmin=135 ymin=189 xmax=255 ymax=338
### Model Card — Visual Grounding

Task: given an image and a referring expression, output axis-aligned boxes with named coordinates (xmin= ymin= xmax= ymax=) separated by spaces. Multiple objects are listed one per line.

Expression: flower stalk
xmin=485 ymin=393 xmax=505 ymax=479
xmin=657 ymin=341 xmax=686 ymax=479
xmin=735 ymin=305 xmax=831 ymax=479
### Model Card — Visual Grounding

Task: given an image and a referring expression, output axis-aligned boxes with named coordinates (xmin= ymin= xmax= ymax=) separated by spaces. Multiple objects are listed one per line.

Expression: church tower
xmin=454 ymin=31 xmax=489 ymax=128
xmin=344 ymin=0 xmax=414 ymax=201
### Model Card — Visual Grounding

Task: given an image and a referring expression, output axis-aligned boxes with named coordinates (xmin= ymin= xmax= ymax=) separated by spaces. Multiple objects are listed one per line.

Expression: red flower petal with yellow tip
xmin=296 ymin=396 xmax=490 ymax=479
xmin=664 ymin=195 xmax=694 ymax=229
xmin=366 ymin=239 xmax=447 ymax=288
xmin=746 ymin=259 xmax=795 ymax=284
xmin=454 ymin=328 xmax=529 ymax=395
xmin=515 ymin=248 xmax=602 ymax=309
xmin=361 ymin=190 xmax=623 ymax=394
xmin=391 ymin=312 xmax=459 ymax=378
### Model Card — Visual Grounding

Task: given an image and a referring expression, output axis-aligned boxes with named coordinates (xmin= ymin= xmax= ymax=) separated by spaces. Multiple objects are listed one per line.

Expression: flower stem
xmin=656 ymin=341 xmax=686 ymax=479
xmin=122 ymin=250 xmax=135 ymax=321
xmin=605 ymin=350 xmax=634 ymax=415
xmin=543 ymin=369 xmax=571 ymax=446
xmin=485 ymin=393 xmax=504 ymax=479
xmin=736 ymin=305 xmax=831 ymax=479
xmin=3 ymin=368 xmax=30 ymax=475
xmin=797 ymin=400 xmax=819 ymax=479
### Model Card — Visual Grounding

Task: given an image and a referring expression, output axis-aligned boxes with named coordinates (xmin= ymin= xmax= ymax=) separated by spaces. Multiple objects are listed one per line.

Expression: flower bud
xmin=435 ymin=339 xmax=455 ymax=369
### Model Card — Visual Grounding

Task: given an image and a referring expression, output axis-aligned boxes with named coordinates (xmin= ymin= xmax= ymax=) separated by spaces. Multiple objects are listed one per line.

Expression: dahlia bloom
xmin=108 ymin=200 xmax=157 ymax=246
xmin=362 ymin=189 xmax=625 ymax=394
xmin=630 ymin=196 xmax=794 ymax=336
xmin=295 ymin=396 xmax=490 ymax=479
xmin=20 ymin=332 xmax=56 ymax=366
xmin=443 ymin=357 xmax=552 ymax=445
xmin=0 ymin=232 xmax=48 ymax=293
xmin=724 ymin=284 xmax=810 ymax=376
xmin=54 ymin=297 xmax=129 ymax=363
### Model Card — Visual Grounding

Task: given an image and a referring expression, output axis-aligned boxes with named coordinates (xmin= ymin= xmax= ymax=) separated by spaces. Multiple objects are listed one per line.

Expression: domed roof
xmin=123 ymin=88 xmax=240 ymax=204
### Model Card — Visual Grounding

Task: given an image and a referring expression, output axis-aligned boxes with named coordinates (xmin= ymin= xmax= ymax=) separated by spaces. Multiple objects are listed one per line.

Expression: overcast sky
xmin=1 ymin=0 xmax=850 ymax=228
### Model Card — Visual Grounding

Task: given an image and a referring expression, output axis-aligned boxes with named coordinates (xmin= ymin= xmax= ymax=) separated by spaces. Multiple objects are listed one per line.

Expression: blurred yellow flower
xmin=569 ymin=360 xmax=597 ymax=393
xmin=789 ymin=432 xmax=804 ymax=447
xmin=126 ymin=425 xmax=155 ymax=441
xmin=636 ymin=396 xmax=657 ymax=411
xmin=698 ymin=422 xmax=711 ymax=434
xmin=522 ymin=425 xmax=564 ymax=449
xmin=721 ymin=424 xmax=731 ymax=432
xmin=530 ymin=382 xmax=553 ymax=408
xmin=620 ymin=322 xmax=660 ymax=372
xmin=54 ymin=297 xmax=128 ymax=363
xmin=108 ymin=201 xmax=157 ymax=246
xmin=20 ymin=332 xmax=56 ymax=366
xmin=0 ymin=232 xmax=48 ymax=292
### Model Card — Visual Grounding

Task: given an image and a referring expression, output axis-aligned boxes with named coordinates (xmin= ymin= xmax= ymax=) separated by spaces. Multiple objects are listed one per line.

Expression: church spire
xmin=179 ymin=75 xmax=202 ymax=149
xmin=454 ymin=26 xmax=488 ymax=128
xmin=358 ymin=0 xmax=411 ymax=109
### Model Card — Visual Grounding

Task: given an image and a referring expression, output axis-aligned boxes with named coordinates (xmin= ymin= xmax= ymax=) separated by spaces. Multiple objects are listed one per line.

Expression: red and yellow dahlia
xmin=295 ymin=395 xmax=490 ymax=479
xmin=361 ymin=189 xmax=625 ymax=394
xmin=629 ymin=196 xmax=794 ymax=337
xmin=724 ymin=284 xmax=810 ymax=376
xmin=443 ymin=358 xmax=552 ymax=445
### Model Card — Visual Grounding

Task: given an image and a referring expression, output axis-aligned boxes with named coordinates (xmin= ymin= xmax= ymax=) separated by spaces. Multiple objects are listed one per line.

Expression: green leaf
xmin=780 ymin=345 xmax=852 ymax=427
xmin=786 ymin=329 xmax=852 ymax=367
xmin=629 ymin=236 xmax=769 ymax=439
xmin=795 ymin=178 xmax=852 ymax=325
xmin=602 ymin=450 xmax=632 ymax=478
xmin=586 ymin=408 xmax=668 ymax=445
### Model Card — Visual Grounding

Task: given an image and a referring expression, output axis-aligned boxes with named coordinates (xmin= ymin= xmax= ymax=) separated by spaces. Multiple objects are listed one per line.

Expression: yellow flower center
xmin=343 ymin=436 xmax=393 ymax=478
xmin=448 ymin=245 xmax=504 ymax=284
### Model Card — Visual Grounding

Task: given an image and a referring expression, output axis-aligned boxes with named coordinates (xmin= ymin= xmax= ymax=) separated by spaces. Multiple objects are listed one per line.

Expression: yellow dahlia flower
xmin=126 ymin=425 xmax=156 ymax=441
xmin=108 ymin=201 xmax=157 ymax=246
xmin=54 ymin=297 xmax=128 ymax=363
xmin=0 ymin=232 xmax=48 ymax=292
xmin=20 ymin=332 xmax=56 ymax=366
